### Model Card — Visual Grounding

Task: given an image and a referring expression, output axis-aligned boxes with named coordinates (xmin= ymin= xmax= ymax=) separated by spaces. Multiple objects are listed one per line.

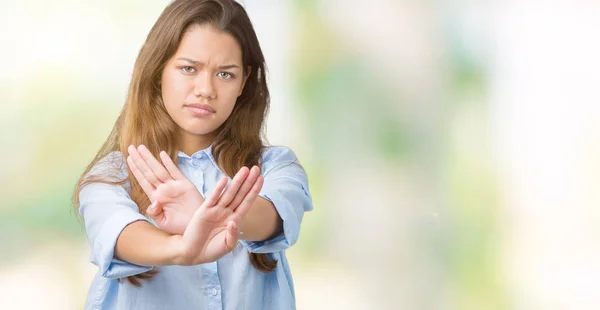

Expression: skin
xmin=114 ymin=24 xmax=282 ymax=267
xmin=160 ymin=23 xmax=249 ymax=154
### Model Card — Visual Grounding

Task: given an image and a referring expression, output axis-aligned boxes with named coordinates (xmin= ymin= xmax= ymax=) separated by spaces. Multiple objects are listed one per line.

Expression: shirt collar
xmin=177 ymin=144 xmax=217 ymax=166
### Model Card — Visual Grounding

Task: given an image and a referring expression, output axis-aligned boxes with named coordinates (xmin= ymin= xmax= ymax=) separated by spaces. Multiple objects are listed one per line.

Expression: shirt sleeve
xmin=240 ymin=146 xmax=313 ymax=253
xmin=78 ymin=152 xmax=153 ymax=278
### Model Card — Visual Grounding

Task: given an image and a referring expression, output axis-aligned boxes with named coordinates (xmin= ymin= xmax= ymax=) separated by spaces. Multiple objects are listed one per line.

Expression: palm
xmin=186 ymin=207 xmax=240 ymax=262
xmin=176 ymin=170 xmax=264 ymax=266
xmin=152 ymin=179 xmax=204 ymax=234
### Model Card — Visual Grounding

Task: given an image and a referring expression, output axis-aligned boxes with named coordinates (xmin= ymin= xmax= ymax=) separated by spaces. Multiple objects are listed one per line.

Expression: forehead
xmin=173 ymin=23 xmax=242 ymax=64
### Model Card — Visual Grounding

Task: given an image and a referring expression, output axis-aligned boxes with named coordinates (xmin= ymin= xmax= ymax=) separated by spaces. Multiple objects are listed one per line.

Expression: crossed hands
xmin=126 ymin=145 xmax=263 ymax=265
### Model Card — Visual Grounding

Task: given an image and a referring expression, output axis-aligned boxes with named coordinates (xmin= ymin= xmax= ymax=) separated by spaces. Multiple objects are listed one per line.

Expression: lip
xmin=184 ymin=103 xmax=216 ymax=116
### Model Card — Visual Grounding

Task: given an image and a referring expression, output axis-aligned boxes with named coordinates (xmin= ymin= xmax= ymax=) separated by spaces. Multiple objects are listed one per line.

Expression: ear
xmin=238 ymin=66 xmax=251 ymax=97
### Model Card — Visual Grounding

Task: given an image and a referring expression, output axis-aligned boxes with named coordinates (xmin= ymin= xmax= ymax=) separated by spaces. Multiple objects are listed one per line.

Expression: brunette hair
xmin=74 ymin=0 xmax=274 ymax=286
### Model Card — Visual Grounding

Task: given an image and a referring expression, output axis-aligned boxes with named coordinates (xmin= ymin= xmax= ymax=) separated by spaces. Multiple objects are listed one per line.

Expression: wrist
xmin=166 ymin=234 xmax=188 ymax=266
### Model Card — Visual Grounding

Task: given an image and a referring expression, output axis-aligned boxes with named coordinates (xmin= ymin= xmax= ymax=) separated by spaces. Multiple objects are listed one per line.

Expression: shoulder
xmin=81 ymin=151 xmax=131 ymax=194
xmin=261 ymin=146 xmax=298 ymax=163
xmin=260 ymin=146 xmax=304 ymax=176
xmin=88 ymin=151 xmax=128 ymax=181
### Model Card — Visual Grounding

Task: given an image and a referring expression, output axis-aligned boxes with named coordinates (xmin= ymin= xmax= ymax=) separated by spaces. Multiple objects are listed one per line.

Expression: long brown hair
xmin=74 ymin=0 xmax=275 ymax=286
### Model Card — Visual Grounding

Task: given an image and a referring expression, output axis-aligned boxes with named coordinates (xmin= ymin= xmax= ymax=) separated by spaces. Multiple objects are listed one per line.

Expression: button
xmin=211 ymin=288 xmax=218 ymax=296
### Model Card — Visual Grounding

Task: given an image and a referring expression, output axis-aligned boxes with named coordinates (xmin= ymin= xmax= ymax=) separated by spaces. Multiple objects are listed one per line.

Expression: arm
xmin=80 ymin=180 xmax=185 ymax=272
xmin=237 ymin=197 xmax=283 ymax=242
xmin=81 ymin=151 xmax=263 ymax=273
xmin=115 ymin=172 xmax=263 ymax=267
xmin=238 ymin=147 xmax=313 ymax=253
xmin=125 ymin=145 xmax=308 ymax=249
xmin=126 ymin=145 xmax=272 ymax=240
xmin=79 ymin=180 xmax=155 ymax=278
xmin=114 ymin=220 xmax=181 ymax=266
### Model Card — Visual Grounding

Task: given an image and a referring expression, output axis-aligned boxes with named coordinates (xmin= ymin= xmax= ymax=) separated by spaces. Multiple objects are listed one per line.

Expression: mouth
xmin=184 ymin=103 xmax=216 ymax=116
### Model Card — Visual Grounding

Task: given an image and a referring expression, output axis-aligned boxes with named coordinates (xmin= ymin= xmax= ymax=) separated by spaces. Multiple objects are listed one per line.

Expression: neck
xmin=177 ymin=129 xmax=215 ymax=156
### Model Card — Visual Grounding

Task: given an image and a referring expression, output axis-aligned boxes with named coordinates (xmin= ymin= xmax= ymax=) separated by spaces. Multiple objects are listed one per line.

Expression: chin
xmin=182 ymin=125 xmax=220 ymax=137
xmin=187 ymin=128 xmax=216 ymax=136
xmin=175 ymin=118 xmax=218 ymax=135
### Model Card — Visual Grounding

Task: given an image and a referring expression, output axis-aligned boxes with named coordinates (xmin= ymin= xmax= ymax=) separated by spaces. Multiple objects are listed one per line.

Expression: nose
xmin=193 ymin=71 xmax=216 ymax=99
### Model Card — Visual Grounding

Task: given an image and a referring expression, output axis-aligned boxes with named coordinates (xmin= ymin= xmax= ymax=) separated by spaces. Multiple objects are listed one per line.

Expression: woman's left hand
xmin=127 ymin=145 xmax=203 ymax=234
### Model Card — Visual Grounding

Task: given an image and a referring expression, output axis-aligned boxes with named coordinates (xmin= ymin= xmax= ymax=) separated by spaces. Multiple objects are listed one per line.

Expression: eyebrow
xmin=175 ymin=57 xmax=241 ymax=70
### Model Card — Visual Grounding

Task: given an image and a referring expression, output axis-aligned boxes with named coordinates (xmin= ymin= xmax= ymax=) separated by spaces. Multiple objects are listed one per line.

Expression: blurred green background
xmin=2 ymin=0 xmax=600 ymax=309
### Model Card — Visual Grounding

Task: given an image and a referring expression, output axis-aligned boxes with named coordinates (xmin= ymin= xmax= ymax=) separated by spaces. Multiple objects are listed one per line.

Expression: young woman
xmin=74 ymin=0 xmax=312 ymax=309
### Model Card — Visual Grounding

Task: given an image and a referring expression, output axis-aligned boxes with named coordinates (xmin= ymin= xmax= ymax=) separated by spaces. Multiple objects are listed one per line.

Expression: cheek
xmin=218 ymin=85 xmax=241 ymax=115
xmin=222 ymin=80 xmax=244 ymax=101
xmin=161 ymin=71 xmax=189 ymax=105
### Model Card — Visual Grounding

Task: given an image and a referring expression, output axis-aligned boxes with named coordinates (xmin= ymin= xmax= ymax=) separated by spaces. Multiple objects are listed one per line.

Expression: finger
xmin=224 ymin=221 xmax=238 ymax=252
xmin=215 ymin=167 xmax=250 ymax=208
xmin=160 ymin=151 xmax=186 ymax=180
xmin=138 ymin=145 xmax=172 ymax=183
xmin=187 ymin=177 xmax=227 ymax=229
xmin=202 ymin=176 xmax=228 ymax=208
xmin=228 ymin=166 xmax=260 ymax=211
xmin=154 ymin=180 xmax=187 ymax=199
xmin=145 ymin=201 xmax=165 ymax=224
xmin=127 ymin=155 xmax=155 ymax=198
xmin=145 ymin=201 xmax=163 ymax=217
xmin=233 ymin=175 xmax=264 ymax=219
xmin=128 ymin=145 xmax=163 ymax=188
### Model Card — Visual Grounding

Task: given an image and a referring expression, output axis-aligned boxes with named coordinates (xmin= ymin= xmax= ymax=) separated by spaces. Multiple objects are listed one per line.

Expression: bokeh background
xmin=2 ymin=0 xmax=600 ymax=309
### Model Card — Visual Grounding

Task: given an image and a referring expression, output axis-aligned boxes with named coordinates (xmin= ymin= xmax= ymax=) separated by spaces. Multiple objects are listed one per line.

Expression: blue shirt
xmin=79 ymin=146 xmax=312 ymax=310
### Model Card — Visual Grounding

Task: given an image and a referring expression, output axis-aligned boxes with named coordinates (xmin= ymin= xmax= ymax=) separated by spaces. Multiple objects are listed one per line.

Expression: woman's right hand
xmin=127 ymin=145 xmax=204 ymax=235
xmin=169 ymin=167 xmax=264 ymax=265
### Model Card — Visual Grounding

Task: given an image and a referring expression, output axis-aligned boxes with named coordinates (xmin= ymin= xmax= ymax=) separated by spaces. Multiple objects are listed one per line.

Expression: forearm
xmin=238 ymin=197 xmax=283 ymax=241
xmin=114 ymin=220 xmax=182 ymax=266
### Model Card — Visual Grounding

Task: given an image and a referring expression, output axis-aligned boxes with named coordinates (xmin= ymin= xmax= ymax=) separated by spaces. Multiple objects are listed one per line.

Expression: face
xmin=160 ymin=23 xmax=248 ymax=146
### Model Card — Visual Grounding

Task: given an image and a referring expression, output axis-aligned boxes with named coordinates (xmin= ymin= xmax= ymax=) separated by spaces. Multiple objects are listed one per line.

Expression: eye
xmin=217 ymin=72 xmax=234 ymax=79
xmin=181 ymin=66 xmax=196 ymax=73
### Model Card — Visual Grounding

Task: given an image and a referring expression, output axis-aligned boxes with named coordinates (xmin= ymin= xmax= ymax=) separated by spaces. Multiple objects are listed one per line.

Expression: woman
xmin=74 ymin=0 xmax=312 ymax=309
